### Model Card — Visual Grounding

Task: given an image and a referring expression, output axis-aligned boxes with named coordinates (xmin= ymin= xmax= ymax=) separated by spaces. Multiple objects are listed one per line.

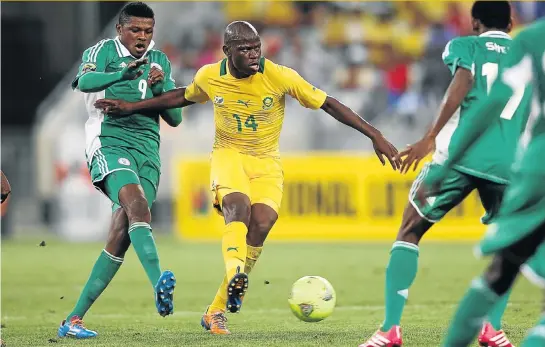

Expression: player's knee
xmin=397 ymin=219 xmax=425 ymax=244
xmin=397 ymin=205 xmax=432 ymax=244
xmin=105 ymin=209 xmax=131 ymax=258
xmin=124 ymin=197 xmax=151 ymax=224
xmin=484 ymin=253 xmax=520 ymax=296
xmin=222 ymin=193 xmax=251 ymax=225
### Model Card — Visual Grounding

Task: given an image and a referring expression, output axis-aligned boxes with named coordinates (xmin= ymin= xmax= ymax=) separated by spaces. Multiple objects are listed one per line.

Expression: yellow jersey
xmin=184 ymin=58 xmax=328 ymax=157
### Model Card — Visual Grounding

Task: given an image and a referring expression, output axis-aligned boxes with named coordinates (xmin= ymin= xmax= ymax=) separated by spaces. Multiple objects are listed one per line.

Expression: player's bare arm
xmin=320 ymin=96 xmax=401 ymax=170
xmin=1 ymin=170 xmax=11 ymax=204
xmin=94 ymin=86 xmax=194 ymax=116
xmin=77 ymin=59 xmax=148 ymax=93
xmin=396 ymin=67 xmax=474 ymax=174
xmin=144 ymin=65 xmax=183 ymax=127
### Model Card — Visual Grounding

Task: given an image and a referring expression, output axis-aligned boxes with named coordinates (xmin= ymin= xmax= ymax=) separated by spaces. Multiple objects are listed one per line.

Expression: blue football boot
xmin=155 ymin=270 xmax=176 ymax=317
xmin=57 ymin=316 xmax=97 ymax=339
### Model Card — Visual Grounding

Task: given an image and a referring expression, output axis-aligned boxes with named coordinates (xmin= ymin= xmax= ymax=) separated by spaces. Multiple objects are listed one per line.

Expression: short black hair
xmin=119 ymin=2 xmax=154 ymax=25
xmin=471 ymin=1 xmax=511 ymax=30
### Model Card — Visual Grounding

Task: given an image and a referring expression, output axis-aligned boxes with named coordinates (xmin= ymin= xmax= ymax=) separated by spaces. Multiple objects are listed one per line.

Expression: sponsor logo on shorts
xmin=118 ymin=158 xmax=131 ymax=166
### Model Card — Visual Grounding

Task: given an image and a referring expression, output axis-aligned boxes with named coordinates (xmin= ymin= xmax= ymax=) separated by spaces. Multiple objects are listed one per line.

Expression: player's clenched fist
xmin=121 ymin=58 xmax=148 ymax=81
xmin=148 ymin=65 xmax=164 ymax=87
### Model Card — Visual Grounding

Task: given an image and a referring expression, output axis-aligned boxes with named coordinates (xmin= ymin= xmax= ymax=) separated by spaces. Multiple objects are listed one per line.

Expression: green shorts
xmin=410 ymin=163 xmax=506 ymax=224
xmin=477 ymin=172 xmax=545 ymax=259
xmin=89 ymin=147 xmax=160 ymax=210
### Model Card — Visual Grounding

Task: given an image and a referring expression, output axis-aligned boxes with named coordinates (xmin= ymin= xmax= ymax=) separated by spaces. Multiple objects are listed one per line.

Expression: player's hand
xmin=395 ymin=136 xmax=435 ymax=174
xmin=121 ymin=58 xmax=148 ymax=81
xmin=94 ymin=99 xmax=133 ymax=116
xmin=371 ymin=134 xmax=401 ymax=170
xmin=148 ymin=65 xmax=164 ymax=87
xmin=1 ymin=170 xmax=11 ymax=204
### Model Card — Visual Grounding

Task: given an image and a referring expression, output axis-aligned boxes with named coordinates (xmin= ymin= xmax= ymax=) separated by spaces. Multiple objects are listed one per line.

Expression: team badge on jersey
xmin=82 ymin=63 xmax=97 ymax=73
xmin=118 ymin=158 xmax=131 ymax=166
xmin=214 ymin=95 xmax=224 ymax=106
xmin=262 ymin=96 xmax=274 ymax=110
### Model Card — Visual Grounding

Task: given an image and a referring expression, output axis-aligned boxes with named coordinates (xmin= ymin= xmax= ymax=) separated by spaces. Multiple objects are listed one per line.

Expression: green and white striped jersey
xmin=72 ymin=37 xmax=176 ymax=168
xmin=434 ymin=31 xmax=532 ymax=184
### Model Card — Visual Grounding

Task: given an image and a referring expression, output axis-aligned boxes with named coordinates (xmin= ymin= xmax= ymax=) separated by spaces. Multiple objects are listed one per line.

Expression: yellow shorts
xmin=210 ymin=148 xmax=283 ymax=214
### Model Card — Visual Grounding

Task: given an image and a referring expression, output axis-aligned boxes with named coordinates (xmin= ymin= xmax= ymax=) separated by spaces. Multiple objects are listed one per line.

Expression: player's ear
xmin=222 ymin=45 xmax=230 ymax=57
xmin=116 ymin=23 xmax=122 ymax=37
xmin=471 ymin=18 xmax=480 ymax=33
xmin=507 ymin=18 xmax=513 ymax=33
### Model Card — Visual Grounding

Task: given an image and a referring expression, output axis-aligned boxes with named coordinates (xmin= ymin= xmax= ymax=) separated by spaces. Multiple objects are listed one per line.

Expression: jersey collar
xmin=114 ymin=37 xmax=156 ymax=58
xmin=479 ymin=31 xmax=512 ymax=40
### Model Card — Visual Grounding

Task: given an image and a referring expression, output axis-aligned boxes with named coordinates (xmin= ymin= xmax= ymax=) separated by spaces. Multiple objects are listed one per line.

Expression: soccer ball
xmin=288 ymin=276 xmax=336 ymax=322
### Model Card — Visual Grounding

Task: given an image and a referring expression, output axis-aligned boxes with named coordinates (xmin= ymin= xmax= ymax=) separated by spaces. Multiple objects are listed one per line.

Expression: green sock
xmin=522 ymin=314 xmax=545 ymax=347
xmin=128 ymin=222 xmax=161 ymax=287
xmin=442 ymin=277 xmax=500 ymax=347
xmin=382 ymin=241 xmax=419 ymax=331
xmin=487 ymin=287 xmax=512 ymax=330
xmin=66 ymin=250 xmax=123 ymax=321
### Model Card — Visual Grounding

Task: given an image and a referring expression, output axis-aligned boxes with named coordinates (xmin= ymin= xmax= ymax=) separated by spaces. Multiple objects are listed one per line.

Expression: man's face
xmin=228 ymin=38 xmax=262 ymax=76
xmin=116 ymin=17 xmax=154 ymax=58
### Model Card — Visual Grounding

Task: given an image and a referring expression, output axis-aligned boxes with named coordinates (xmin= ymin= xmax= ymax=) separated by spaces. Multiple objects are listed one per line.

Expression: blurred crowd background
xmin=2 ymin=1 xmax=544 ymax=240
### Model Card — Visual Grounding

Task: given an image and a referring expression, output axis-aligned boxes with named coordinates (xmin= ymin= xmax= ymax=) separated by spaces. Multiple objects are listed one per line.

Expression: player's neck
xmin=227 ymin=59 xmax=251 ymax=79
xmin=479 ymin=27 xmax=508 ymax=35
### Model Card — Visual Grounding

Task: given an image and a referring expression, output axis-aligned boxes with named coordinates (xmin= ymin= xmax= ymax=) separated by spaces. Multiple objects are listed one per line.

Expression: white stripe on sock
xmin=128 ymin=222 xmax=151 ymax=233
xmin=392 ymin=241 xmax=419 ymax=252
xmin=102 ymin=249 xmax=124 ymax=263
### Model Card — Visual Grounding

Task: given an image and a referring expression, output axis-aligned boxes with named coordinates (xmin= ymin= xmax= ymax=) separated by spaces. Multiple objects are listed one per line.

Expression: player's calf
xmin=247 ymin=203 xmax=278 ymax=247
xmin=104 ymin=208 xmax=131 ymax=258
xmin=118 ymin=183 xmax=175 ymax=316
xmin=377 ymin=203 xmax=432 ymax=333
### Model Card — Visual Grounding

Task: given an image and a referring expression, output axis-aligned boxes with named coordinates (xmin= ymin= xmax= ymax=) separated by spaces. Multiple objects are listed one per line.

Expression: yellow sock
xmin=222 ymin=221 xmax=248 ymax=281
xmin=209 ymin=276 xmax=228 ymax=313
xmin=209 ymin=245 xmax=263 ymax=313
xmin=244 ymin=245 xmax=263 ymax=274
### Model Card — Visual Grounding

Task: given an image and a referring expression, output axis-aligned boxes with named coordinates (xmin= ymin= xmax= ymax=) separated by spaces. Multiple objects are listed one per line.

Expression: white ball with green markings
xmin=288 ymin=276 xmax=336 ymax=322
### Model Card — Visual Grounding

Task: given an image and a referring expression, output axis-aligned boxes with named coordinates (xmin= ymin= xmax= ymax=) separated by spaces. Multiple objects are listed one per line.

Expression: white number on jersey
xmin=138 ymin=79 xmax=147 ymax=99
xmin=482 ymin=61 xmax=526 ymax=120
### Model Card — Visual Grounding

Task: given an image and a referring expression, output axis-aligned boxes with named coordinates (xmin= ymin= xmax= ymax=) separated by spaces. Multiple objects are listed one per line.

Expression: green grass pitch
xmin=1 ymin=237 xmax=541 ymax=346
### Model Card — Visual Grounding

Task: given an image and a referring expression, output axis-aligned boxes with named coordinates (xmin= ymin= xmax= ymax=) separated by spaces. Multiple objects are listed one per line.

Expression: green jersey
xmin=503 ymin=20 xmax=545 ymax=175
xmin=72 ymin=37 xmax=176 ymax=168
xmin=435 ymin=31 xmax=532 ymax=183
